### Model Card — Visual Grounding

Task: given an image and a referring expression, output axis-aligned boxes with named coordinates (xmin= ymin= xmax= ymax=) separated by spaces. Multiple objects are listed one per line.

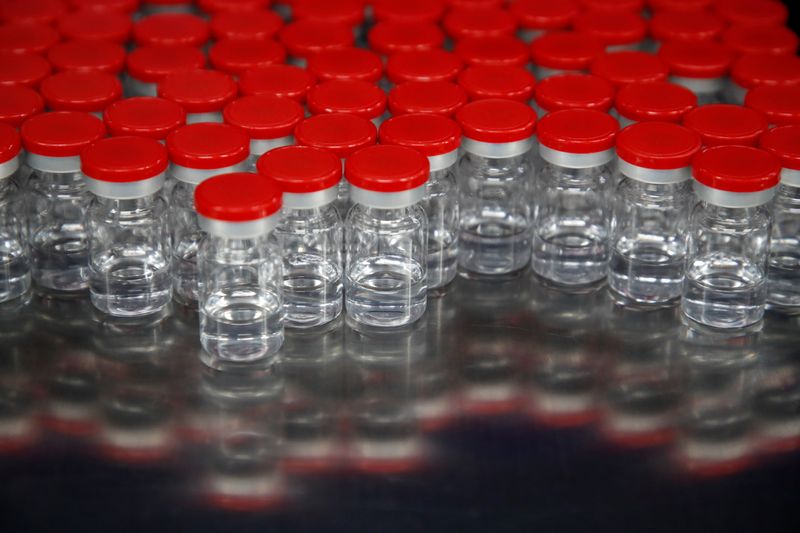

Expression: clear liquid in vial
xmin=345 ymin=255 xmax=426 ymax=327
xmin=767 ymin=246 xmax=800 ymax=312
xmin=90 ymin=257 xmax=172 ymax=317
xmin=531 ymin=220 xmax=609 ymax=286
xmin=458 ymin=217 xmax=530 ymax=276
xmin=0 ymin=250 xmax=30 ymax=302
xmin=427 ymin=231 xmax=458 ymax=289
xmin=608 ymin=243 xmax=685 ymax=306
xmin=283 ymin=254 xmax=343 ymax=328
xmin=172 ymin=237 xmax=201 ymax=306
xmin=31 ymin=231 xmax=89 ymax=291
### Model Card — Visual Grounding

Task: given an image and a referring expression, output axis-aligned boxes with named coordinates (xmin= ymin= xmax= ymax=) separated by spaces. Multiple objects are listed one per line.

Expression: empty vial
xmin=683 ymin=145 xmax=780 ymax=329
xmin=195 ymin=172 xmax=284 ymax=363
xmin=455 ymin=98 xmax=537 ymax=276
xmin=609 ymin=122 xmax=701 ymax=306
xmin=257 ymin=146 xmax=344 ymax=328
xmin=532 ymin=109 xmax=619 ymax=287
xmin=0 ymin=124 xmax=29 ymax=303
xmin=82 ymin=136 xmax=172 ymax=316
xmin=22 ymin=111 xmax=105 ymax=292
xmin=344 ymin=145 xmax=429 ymax=327
xmin=379 ymin=114 xmax=461 ymax=289
xmin=167 ymin=123 xmax=250 ymax=305
xmin=760 ymin=125 xmax=800 ymax=312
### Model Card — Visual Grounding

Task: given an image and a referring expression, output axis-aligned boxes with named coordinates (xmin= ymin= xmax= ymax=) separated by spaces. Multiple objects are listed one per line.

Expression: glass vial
xmin=344 ymin=145 xmax=429 ymax=327
xmin=83 ymin=136 xmax=172 ymax=317
xmin=195 ymin=172 xmax=284 ymax=364
xmin=609 ymin=122 xmax=701 ymax=306
xmin=257 ymin=145 xmax=344 ymax=329
xmin=0 ymin=124 xmax=29 ymax=303
xmin=682 ymin=145 xmax=780 ymax=329
xmin=659 ymin=41 xmax=732 ymax=106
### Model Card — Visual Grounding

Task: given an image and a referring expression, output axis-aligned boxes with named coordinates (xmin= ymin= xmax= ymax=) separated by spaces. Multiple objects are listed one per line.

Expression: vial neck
xmin=96 ymin=194 xmax=159 ymax=212
xmin=466 ymin=151 xmax=529 ymax=169
xmin=703 ymin=202 xmax=763 ymax=221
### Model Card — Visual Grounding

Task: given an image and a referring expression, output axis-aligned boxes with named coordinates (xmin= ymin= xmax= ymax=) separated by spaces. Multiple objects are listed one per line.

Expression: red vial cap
xmin=745 ymin=85 xmax=800 ymax=127
xmin=537 ymin=109 xmax=618 ymax=153
xmin=590 ymin=51 xmax=668 ymax=88
xmin=574 ymin=11 xmax=647 ymax=47
xmin=455 ymin=98 xmax=537 ymax=143
xmin=616 ymin=81 xmax=696 ymax=122
xmin=21 ymin=111 xmax=105 ymax=157
xmin=294 ymin=114 xmax=377 ymax=158
xmin=279 ymin=21 xmax=352 ymax=60
xmin=195 ymin=172 xmax=282 ymax=222
xmin=731 ymin=53 xmax=800 ymax=90
xmin=693 ymin=145 xmax=779 ymax=193
xmin=126 ymin=45 xmax=206 ymax=83
xmin=197 ymin=0 xmax=269 ymax=14
xmin=650 ymin=10 xmax=725 ymax=43
xmin=41 ymin=71 xmax=122 ymax=113
xmin=579 ymin=0 xmax=644 ymax=11
xmin=209 ymin=40 xmax=286 ymax=77
xmin=530 ymin=32 xmax=605 ymax=71
xmin=458 ymin=65 xmax=536 ymax=102
xmin=158 ymin=70 xmax=238 ymax=114
xmin=682 ymin=104 xmax=768 ymax=147
xmin=133 ymin=14 xmax=209 ymax=48
xmin=104 ymin=97 xmax=185 ymax=140
xmin=210 ymin=11 xmax=283 ymax=42
xmin=715 ymin=0 xmax=788 ymax=29
xmin=372 ymin=0 xmax=445 ymax=24
xmin=0 ymin=86 xmax=44 ymax=127
xmin=257 ymin=145 xmax=342 ymax=193
xmin=68 ymin=0 xmax=139 ymax=14
xmin=455 ymin=36 xmax=529 ymax=68
xmin=58 ymin=10 xmax=131 ymax=44
xmin=379 ymin=114 xmax=461 ymax=157
xmin=760 ymin=125 xmax=800 ymax=171
xmin=307 ymin=48 xmax=383 ymax=84
xmin=0 ymin=22 xmax=59 ymax=56
xmin=292 ymin=0 xmax=365 ymax=27
xmin=659 ymin=41 xmax=734 ymax=79
xmin=345 ymin=145 xmax=429 ymax=193
xmin=307 ymin=80 xmax=386 ymax=121
xmin=81 ymin=136 xmax=168 ymax=183
xmin=239 ymin=65 xmax=315 ymax=102
xmin=534 ymin=74 xmax=615 ymax=113
xmin=616 ymin=121 xmax=701 ymax=169
xmin=0 ymin=52 xmax=50 ymax=87
xmin=224 ymin=95 xmax=304 ymax=140
xmin=166 ymin=122 xmax=249 ymax=169
xmin=510 ymin=0 xmax=578 ymax=31
xmin=0 ymin=0 xmax=66 ymax=26
xmin=47 ymin=41 xmax=126 ymax=75
xmin=722 ymin=26 xmax=799 ymax=57
xmin=386 ymin=50 xmax=463 ymax=85
xmin=648 ymin=0 xmax=713 ymax=12
xmin=388 ymin=81 xmax=468 ymax=118
xmin=0 ymin=123 xmax=20 ymax=163
xmin=368 ymin=22 xmax=444 ymax=56
xmin=444 ymin=8 xmax=517 ymax=41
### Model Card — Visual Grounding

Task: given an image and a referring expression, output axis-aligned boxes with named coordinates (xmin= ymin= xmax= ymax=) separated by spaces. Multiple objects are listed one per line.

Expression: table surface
xmin=1 ymin=271 xmax=799 ymax=532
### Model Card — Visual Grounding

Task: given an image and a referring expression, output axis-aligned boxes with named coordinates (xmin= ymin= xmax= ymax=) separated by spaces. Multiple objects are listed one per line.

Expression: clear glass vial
xmin=21 ymin=111 xmax=106 ymax=292
xmin=344 ymin=145 xmax=429 ymax=327
xmin=379 ymin=113 xmax=461 ymax=289
xmin=195 ymin=172 xmax=284 ymax=364
xmin=167 ymin=122 xmax=250 ymax=306
xmin=609 ymin=122 xmax=701 ymax=306
xmin=0 ymin=124 xmax=29 ymax=303
xmin=455 ymin=98 xmax=537 ymax=276
xmin=532 ymin=108 xmax=619 ymax=287
xmin=682 ymin=145 xmax=780 ymax=329
xmin=257 ymin=145 xmax=344 ymax=329
xmin=82 ymin=136 xmax=172 ymax=317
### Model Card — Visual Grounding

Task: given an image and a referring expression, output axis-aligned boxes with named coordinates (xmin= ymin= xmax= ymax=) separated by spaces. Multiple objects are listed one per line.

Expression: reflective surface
xmin=2 ymin=272 xmax=800 ymax=532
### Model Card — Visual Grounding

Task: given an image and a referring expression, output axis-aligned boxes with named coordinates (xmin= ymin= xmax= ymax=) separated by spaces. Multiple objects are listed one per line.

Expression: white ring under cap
xmin=693 ymin=179 xmax=776 ymax=208
xmin=780 ymin=168 xmax=800 ymax=187
xmin=428 ymin=149 xmax=458 ymax=172
xmin=186 ymin=111 xmax=224 ymax=124
xmin=198 ymin=212 xmax=279 ymax=239
xmin=462 ymin=137 xmax=534 ymax=159
xmin=26 ymin=153 xmax=82 ymax=173
xmin=618 ymin=158 xmax=691 ymax=184
xmin=85 ymin=172 xmax=166 ymax=199
xmin=0 ymin=155 xmax=20 ymax=179
xmin=283 ymin=184 xmax=339 ymax=209
xmin=170 ymin=162 xmax=245 ymax=184
xmin=126 ymin=75 xmax=157 ymax=97
xmin=726 ymin=83 xmax=747 ymax=105
xmin=670 ymin=75 xmax=725 ymax=94
xmin=250 ymin=136 xmax=293 ymax=157
xmin=617 ymin=114 xmax=636 ymax=129
xmin=539 ymin=144 xmax=615 ymax=169
xmin=350 ymin=183 xmax=426 ymax=209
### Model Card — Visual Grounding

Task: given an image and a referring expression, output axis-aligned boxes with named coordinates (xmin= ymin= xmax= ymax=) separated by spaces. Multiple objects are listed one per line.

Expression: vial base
xmin=458 ymin=220 xmax=530 ymax=276
xmin=767 ymin=251 xmax=800 ymax=313
xmin=427 ymin=244 xmax=458 ymax=290
xmin=345 ymin=256 xmax=427 ymax=328
xmin=283 ymin=266 xmax=343 ymax=329
xmin=682 ymin=270 xmax=767 ymax=329
xmin=0 ymin=252 xmax=30 ymax=303
xmin=31 ymin=237 xmax=89 ymax=292
xmin=531 ymin=223 xmax=609 ymax=286
xmin=90 ymin=258 xmax=172 ymax=317
xmin=608 ymin=247 xmax=685 ymax=307
xmin=172 ymin=253 xmax=199 ymax=307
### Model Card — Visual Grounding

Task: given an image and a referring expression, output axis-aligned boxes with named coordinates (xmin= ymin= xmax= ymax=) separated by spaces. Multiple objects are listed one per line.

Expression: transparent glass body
xmin=275 ymin=203 xmax=343 ymax=329
xmin=426 ymin=165 xmax=459 ymax=289
xmin=767 ymin=184 xmax=800 ymax=311
xmin=457 ymin=151 xmax=532 ymax=276
xmin=27 ymin=168 xmax=91 ymax=291
xmin=682 ymin=202 xmax=772 ymax=329
xmin=87 ymin=193 xmax=172 ymax=317
xmin=345 ymin=203 xmax=428 ymax=327
xmin=609 ymin=178 xmax=693 ymax=306
xmin=532 ymin=161 xmax=613 ymax=286
xmin=198 ymin=233 xmax=284 ymax=361
xmin=0 ymin=173 xmax=30 ymax=302
xmin=170 ymin=180 xmax=203 ymax=306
